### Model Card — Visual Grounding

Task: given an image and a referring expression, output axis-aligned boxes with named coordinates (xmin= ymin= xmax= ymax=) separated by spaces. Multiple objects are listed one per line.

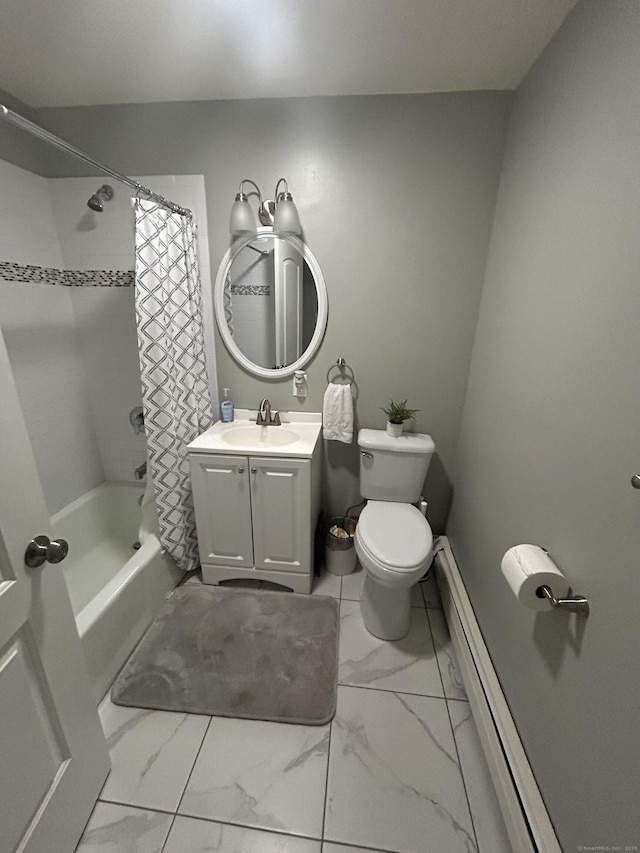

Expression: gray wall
xmin=447 ymin=0 xmax=640 ymax=848
xmin=35 ymin=92 xmax=511 ymax=524
xmin=0 ymin=86 xmax=45 ymax=171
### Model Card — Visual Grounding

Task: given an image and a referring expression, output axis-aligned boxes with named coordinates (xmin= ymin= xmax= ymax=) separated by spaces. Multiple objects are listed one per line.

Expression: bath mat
xmin=111 ymin=585 xmax=339 ymax=725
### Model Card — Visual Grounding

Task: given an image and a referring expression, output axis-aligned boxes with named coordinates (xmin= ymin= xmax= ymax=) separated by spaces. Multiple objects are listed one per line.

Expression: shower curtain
xmin=134 ymin=199 xmax=213 ymax=572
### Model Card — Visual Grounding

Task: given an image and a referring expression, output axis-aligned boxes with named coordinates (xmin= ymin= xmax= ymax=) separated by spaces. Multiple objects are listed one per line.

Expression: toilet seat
xmin=355 ymin=501 xmax=433 ymax=587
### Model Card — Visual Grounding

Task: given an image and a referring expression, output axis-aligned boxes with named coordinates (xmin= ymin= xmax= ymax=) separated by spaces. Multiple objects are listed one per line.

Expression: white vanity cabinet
xmin=187 ymin=412 xmax=322 ymax=593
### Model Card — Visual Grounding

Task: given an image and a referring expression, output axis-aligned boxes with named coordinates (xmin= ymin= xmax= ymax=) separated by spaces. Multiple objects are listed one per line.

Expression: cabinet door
xmin=250 ymin=457 xmax=311 ymax=573
xmin=190 ymin=453 xmax=253 ymax=568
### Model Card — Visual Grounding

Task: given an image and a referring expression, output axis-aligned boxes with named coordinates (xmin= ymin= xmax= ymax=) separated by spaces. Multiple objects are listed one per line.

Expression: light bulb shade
xmin=273 ymin=197 xmax=302 ymax=234
xmin=229 ymin=197 xmax=256 ymax=235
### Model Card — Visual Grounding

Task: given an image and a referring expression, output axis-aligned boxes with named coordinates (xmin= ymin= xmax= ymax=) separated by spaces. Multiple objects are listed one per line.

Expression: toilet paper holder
xmin=536 ymin=584 xmax=590 ymax=617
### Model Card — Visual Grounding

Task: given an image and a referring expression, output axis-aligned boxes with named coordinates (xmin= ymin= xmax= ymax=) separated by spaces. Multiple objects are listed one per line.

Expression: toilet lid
xmin=357 ymin=501 xmax=433 ymax=570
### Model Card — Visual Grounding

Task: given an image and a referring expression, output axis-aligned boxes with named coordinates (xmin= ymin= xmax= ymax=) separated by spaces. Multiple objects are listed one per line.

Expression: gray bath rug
xmin=111 ymin=585 xmax=339 ymax=725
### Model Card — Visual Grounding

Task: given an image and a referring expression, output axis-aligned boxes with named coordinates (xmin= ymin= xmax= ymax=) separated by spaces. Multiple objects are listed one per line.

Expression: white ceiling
xmin=0 ymin=0 xmax=578 ymax=108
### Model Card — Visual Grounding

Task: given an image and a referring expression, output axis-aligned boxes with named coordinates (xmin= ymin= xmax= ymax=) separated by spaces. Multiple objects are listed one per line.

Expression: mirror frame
xmin=213 ymin=228 xmax=328 ymax=379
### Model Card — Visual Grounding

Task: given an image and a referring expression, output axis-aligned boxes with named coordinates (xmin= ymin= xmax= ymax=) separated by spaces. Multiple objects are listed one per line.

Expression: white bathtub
xmin=51 ymin=482 xmax=182 ymax=703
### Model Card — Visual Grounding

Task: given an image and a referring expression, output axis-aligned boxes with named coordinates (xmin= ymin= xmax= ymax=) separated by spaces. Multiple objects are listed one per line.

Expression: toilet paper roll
xmin=500 ymin=544 xmax=569 ymax=611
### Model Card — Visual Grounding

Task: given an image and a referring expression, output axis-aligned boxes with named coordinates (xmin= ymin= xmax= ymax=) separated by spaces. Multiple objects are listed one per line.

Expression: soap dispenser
xmin=220 ymin=388 xmax=234 ymax=423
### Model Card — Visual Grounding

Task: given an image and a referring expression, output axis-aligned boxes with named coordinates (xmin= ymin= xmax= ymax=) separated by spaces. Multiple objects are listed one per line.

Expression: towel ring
xmin=326 ymin=357 xmax=354 ymax=385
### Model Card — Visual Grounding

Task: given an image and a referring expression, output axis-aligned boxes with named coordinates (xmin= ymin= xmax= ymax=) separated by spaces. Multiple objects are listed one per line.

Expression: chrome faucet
xmin=256 ymin=398 xmax=281 ymax=426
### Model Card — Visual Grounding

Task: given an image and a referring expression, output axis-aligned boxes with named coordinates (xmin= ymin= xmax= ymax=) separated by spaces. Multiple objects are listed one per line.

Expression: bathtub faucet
xmin=134 ymin=461 xmax=147 ymax=480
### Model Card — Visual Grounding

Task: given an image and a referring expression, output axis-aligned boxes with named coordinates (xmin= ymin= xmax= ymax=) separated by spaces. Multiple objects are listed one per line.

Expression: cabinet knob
xmin=238 ymin=467 xmax=245 ymax=474
xmin=251 ymin=467 xmax=257 ymax=474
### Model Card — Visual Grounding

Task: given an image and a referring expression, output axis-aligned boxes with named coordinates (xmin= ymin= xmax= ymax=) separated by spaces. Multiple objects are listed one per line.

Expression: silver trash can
xmin=324 ymin=516 xmax=357 ymax=576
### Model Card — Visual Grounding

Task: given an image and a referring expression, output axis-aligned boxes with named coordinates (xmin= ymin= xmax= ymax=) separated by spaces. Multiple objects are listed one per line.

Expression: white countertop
xmin=187 ymin=409 xmax=322 ymax=458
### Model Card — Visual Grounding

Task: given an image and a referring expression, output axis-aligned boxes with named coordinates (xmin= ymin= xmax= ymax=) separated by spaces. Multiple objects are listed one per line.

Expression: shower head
xmin=87 ymin=184 xmax=114 ymax=212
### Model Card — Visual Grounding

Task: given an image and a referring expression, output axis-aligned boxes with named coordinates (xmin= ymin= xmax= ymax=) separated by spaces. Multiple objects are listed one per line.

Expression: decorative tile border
xmin=65 ymin=269 xmax=134 ymax=287
xmin=229 ymin=284 xmax=271 ymax=296
xmin=0 ymin=261 xmax=67 ymax=285
xmin=0 ymin=260 xmax=134 ymax=287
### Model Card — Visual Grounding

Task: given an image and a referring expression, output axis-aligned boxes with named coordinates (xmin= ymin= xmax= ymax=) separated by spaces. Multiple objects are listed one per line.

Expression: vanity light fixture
xmin=229 ymin=177 xmax=302 ymax=236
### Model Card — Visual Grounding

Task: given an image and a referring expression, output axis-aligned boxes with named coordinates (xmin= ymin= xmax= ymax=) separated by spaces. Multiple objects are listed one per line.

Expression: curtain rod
xmin=0 ymin=104 xmax=192 ymax=219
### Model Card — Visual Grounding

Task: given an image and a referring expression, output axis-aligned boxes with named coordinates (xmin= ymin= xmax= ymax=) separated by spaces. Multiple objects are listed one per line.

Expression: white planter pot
xmin=386 ymin=421 xmax=403 ymax=437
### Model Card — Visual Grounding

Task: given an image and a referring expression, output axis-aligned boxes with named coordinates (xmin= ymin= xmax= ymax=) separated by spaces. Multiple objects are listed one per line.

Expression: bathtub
xmin=51 ymin=481 xmax=182 ymax=703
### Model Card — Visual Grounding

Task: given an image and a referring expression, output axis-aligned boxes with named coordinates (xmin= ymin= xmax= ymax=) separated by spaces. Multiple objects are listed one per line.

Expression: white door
xmin=0 ymin=330 xmax=109 ymax=853
xmin=274 ymin=239 xmax=303 ymax=366
xmin=250 ymin=456 xmax=311 ymax=573
xmin=189 ymin=453 xmax=254 ymax=568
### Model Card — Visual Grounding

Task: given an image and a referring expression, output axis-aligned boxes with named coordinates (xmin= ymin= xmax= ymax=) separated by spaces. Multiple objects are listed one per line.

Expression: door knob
xmin=25 ymin=535 xmax=69 ymax=568
xmin=632 ymin=474 xmax=640 ymax=490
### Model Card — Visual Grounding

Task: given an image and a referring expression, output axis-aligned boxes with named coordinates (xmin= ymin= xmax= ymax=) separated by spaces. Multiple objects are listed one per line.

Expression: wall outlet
xmin=293 ymin=371 xmax=307 ymax=397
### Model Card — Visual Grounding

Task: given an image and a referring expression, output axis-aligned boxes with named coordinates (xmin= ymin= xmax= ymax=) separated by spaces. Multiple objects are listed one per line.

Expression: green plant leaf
xmin=380 ymin=398 xmax=419 ymax=424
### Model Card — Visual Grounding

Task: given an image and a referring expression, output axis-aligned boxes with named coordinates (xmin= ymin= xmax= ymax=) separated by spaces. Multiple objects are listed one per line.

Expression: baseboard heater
xmin=433 ymin=536 xmax=562 ymax=853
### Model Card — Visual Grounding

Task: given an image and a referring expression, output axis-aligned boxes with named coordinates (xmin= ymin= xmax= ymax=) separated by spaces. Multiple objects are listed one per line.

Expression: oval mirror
xmin=214 ymin=229 xmax=328 ymax=379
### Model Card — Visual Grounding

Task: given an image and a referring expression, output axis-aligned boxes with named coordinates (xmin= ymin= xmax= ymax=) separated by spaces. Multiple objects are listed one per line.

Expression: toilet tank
xmin=358 ymin=428 xmax=435 ymax=503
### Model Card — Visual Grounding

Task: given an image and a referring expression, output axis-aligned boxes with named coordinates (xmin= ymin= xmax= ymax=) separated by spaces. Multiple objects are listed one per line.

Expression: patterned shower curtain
xmin=134 ymin=199 xmax=213 ymax=572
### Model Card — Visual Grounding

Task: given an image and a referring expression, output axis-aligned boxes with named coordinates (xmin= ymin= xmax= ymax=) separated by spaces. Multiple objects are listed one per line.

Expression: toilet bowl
xmin=355 ymin=427 xmax=436 ymax=640
xmin=355 ymin=500 xmax=433 ymax=640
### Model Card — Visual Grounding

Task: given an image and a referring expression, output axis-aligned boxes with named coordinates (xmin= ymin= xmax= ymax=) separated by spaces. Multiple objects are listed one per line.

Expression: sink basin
xmin=221 ymin=425 xmax=299 ymax=448
xmin=187 ymin=410 xmax=322 ymax=458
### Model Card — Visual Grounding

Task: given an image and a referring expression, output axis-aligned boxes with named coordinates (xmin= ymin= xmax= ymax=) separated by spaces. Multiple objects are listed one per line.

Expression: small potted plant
xmin=381 ymin=399 xmax=419 ymax=437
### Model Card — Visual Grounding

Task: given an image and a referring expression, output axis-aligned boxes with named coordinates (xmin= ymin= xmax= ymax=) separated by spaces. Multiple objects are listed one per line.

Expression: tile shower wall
xmin=0 ymin=160 xmax=215 ymax=510
xmin=48 ymin=174 xmax=216 ymax=483
xmin=0 ymin=159 xmax=103 ymax=513
xmin=227 ymin=238 xmax=275 ymax=367
xmin=69 ymin=287 xmax=147 ymax=482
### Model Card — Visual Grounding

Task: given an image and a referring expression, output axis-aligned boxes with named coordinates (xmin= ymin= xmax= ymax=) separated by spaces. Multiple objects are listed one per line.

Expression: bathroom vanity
xmin=187 ymin=410 xmax=322 ymax=593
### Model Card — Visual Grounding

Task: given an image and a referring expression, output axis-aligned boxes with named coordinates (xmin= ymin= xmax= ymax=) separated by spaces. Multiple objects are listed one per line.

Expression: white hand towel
xmin=323 ymin=382 xmax=353 ymax=443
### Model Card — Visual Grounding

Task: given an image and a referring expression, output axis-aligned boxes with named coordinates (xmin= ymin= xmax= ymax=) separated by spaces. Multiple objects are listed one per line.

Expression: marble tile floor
xmin=76 ymin=567 xmax=511 ymax=853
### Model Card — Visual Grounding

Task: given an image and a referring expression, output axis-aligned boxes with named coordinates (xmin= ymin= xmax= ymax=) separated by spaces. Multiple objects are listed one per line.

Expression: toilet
xmin=354 ymin=428 xmax=435 ymax=640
